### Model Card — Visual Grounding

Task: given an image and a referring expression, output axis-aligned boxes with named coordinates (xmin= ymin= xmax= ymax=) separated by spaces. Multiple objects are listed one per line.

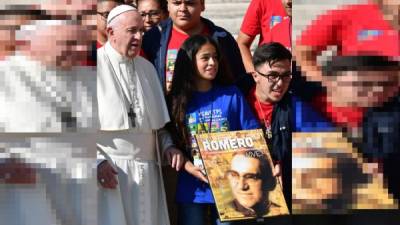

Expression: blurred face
xmin=292 ymin=154 xmax=341 ymax=203
xmin=227 ymin=154 xmax=264 ymax=209
xmin=97 ymin=1 xmax=120 ymax=38
xmin=282 ymin=0 xmax=292 ymax=17
xmin=107 ymin=11 xmax=144 ymax=58
xmin=138 ymin=0 xmax=162 ymax=31
xmin=168 ymin=0 xmax=204 ymax=31
xmin=377 ymin=0 xmax=400 ymax=26
xmin=27 ymin=23 xmax=92 ymax=69
xmin=253 ymin=59 xmax=291 ymax=103
xmin=322 ymin=70 xmax=400 ymax=108
xmin=194 ymin=42 xmax=219 ymax=85
xmin=41 ymin=0 xmax=95 ymax=16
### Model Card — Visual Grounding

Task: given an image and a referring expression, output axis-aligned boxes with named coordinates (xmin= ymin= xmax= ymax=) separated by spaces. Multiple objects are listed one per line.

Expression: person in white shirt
xmin=96 ymin=5 xmax=184 ymax=225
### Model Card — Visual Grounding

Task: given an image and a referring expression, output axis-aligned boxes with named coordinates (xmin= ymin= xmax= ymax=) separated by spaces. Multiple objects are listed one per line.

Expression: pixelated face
xmin=0 ymin=29 xmax=13 ymax=59
xmin=227 ymin=154 xmax=264 ymax=209
xmin=26 ymin=23 xmax=93 ymax=69
xmin=254 ymin=59 xmax=292 ymax=103
xmin=194 ymin=42 xmax=219 ymax=86
xmin=0 ymin=14 xmax=39 ymax=59
xmin=282 ymin=0 xmax=292 ymax=17
xmin=379 ymin=0 xmax=400 ymax=20
xmin=41 ymin=0 xmax=95 ymax=15
xmin=138 ymin=0 xmax=162 ymax=31
xmin=97 ymin=1 xmax=120 ymax=37
xmin=323 ymin=70 xmax=400 ymax=108
xmin=168 ymin=0 xmax=204 ymax=31
xmin=292 ymin=155 xmax=341 ymax=202
xmin=108 ymin=11 xmax=144 ymax=58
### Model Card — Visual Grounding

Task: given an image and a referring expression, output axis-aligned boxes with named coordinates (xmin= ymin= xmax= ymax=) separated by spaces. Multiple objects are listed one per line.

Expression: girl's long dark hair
xmin=166 ymin=34 xmax=234 ymax=154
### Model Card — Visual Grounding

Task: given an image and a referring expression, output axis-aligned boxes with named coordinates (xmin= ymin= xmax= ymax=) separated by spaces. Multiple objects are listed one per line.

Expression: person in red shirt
xmin=237 ymin=0 xmax=291 ymax=73
xmin=294 ymin=0 xmax=400 ymax=210
xmin=264 ymin=14 xmax=291 ymax=51
xmin=295 ymin=0 xmax=399 ymax=84
xmin=246 ymin=42 xmax=293 ymax=210
xmin=97 ymin=0 xmax=123 ymax=49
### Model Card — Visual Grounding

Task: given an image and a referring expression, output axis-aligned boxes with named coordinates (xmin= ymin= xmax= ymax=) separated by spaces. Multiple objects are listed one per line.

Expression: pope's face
xmin=227 ymin=154 xmax=264 ymax=209
xmin=108 ymin=11 xmax=144 ymax=58
xmin=27 ymin=23 xmax=92 ymax=69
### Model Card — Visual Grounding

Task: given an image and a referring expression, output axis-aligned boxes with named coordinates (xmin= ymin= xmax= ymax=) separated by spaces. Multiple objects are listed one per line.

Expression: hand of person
xmin=273 ymin=163 xmax=283 ymax=187
xmin=184 ymin=160 xmax=208 ymax=183
xmin=0 ymin=159 xmax=36 ymax=184
xmin=273 ymin=163 xmax=282 ymax=177
xmin=164 ymin=146 xmax=185 ymax=171
xmin=97 ymin=160 xmax=118 ymax=189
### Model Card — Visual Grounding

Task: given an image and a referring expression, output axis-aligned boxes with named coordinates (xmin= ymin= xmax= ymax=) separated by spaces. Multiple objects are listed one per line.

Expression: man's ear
xmin=251 ymin=70 xmax=259 ymax=83
xmin=200 ymin=0 xmax=205 ymax=12
xmin=106 ymin=26 xmax=113 ymax=38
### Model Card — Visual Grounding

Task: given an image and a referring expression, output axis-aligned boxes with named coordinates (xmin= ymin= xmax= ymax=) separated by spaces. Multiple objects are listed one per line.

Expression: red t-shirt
xmin=247 ymin=87 xmax=274 ymax=129
xmin=312 ymin=94 xmax=366 ymax=128
xmin=165 ymin=26 xmax=209 ymax=92
xmin=298 ymin=2 xmax=399 ymax=57
xmin=265 ymin=17 xmax=292 ymax=50
xmin=96 ymin=41 xmax=103 ymax=49
xmin=240 ymin=0 xmax=287 ymax=45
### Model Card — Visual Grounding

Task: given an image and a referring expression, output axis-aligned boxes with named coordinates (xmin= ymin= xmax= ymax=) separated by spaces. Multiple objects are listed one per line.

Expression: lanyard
xmin=256 ymin=99 xmax=273 ymax=139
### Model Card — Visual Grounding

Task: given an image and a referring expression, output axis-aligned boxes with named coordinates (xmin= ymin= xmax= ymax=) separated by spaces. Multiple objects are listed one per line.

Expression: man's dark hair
xmin=322 ymin=55 xmax=400 ymax=76
xmin=252 ymin=42 xmax=292 ymax=69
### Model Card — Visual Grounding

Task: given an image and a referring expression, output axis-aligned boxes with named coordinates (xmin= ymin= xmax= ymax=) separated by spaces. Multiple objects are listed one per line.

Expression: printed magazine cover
xmin=195 ymin=129 xmax=289 ymax=222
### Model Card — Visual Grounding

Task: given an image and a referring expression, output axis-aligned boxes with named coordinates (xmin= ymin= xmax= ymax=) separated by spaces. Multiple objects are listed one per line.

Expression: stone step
xmin=203 ymin=2 xmax=250 ymax=19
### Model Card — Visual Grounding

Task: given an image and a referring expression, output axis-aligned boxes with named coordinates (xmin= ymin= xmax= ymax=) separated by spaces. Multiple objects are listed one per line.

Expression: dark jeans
xmin=177 ymin=203 xmax=230 ymax=225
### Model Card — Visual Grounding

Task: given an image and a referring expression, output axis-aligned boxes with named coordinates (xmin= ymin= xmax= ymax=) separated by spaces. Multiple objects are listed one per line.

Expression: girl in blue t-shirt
xmin=166 ymin=34 xmax=260 ymax=225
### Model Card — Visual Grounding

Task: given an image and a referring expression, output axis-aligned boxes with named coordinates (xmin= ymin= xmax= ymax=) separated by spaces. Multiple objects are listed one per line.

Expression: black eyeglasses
xmin=256 ymin=70 xmax=292 ymax=83
xmin=97 ymin=11 xmax=110 ymax=20
xmin=139 ymin=10 xmax=161 ymax=19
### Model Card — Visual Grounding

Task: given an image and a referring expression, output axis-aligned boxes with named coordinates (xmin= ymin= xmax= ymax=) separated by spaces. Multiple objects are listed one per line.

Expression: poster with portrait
xmin=195 ymin=129 xmax=289 ymax=222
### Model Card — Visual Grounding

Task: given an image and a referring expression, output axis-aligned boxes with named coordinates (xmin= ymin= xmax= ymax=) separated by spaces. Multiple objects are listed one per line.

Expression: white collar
xmin=104 ymin=42 xmax=134 ymax=65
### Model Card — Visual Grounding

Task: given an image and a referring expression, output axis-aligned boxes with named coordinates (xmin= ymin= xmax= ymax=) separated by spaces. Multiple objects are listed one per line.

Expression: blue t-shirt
xmin=176 ymin=85 xmax=260 ymax=204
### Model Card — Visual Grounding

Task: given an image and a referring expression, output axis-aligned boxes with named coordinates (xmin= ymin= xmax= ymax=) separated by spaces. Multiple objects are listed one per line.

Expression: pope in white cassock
xmin=0 ymin=15 xmax=97 ymax=225
xmin=96 ymin=5 xmax=184 ymax=225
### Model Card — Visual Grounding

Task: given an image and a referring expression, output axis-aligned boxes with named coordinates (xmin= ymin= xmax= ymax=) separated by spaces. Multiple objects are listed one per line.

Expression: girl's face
xmin=194 ymin=42 xmax=219 ymax=83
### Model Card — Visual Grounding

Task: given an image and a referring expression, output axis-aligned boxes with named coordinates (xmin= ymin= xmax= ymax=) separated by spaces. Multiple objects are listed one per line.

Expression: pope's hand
xmin=0 ymin=159 xmax=36 ymax=184
xmin=97 ymin=160 xmax=118 ymax=189
xmin=184 ymin=160 xmax=208 ymax=183
xmin=164 ymin=146 xmax=184 ymax=171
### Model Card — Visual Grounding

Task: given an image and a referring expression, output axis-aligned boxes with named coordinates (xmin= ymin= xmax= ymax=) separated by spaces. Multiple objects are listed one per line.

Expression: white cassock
xmin=97 ymin=42 xmax=171 ymax=225
xmin=0 ymin=54 xmax=97 ymax=225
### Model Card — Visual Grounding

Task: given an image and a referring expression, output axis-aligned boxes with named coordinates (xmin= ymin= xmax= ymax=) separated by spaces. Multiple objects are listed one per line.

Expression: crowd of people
xmin=1 ymin=0 xmax=399 ymax=225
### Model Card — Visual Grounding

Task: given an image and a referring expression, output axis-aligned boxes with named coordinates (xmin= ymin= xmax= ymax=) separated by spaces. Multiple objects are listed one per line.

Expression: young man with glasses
xmin=246 ymin=42 xmax=292 ymax=211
